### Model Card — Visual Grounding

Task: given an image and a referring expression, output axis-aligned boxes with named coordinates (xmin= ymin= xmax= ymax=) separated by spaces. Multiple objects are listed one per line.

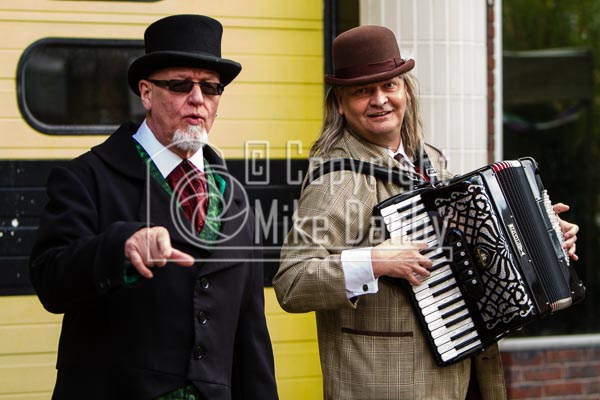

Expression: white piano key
xmin=426 ymin=237 xmax=440 ymax=248
xmin=387 ymin=210 xmax=429 ymax=232
xmin=437 ymin=329 xmax=479 ymax=355
xmin=384 ymin=204 xmax=426 ymax=226
xmin=432 ymin=319 xmax=474 ymax=343
xmin=427 ymin=307 xmax=469 ymax=331
xmin=422 ymin=247 xmax=445 ymax=258
xmin=379 ymin=195 xmax=422 ymax=217
xmin=416 ymin=264 xmax=452 ymax=284
xmin=413 ymin=268 xmax=454 ymax=294
xmin=417 ymin=286 xmax=462 ymax=310
xmin=387 ymin=232 xmax=439 ymax=251
xmin=404 ymin=221 xmax=436 ymax=239
xmin=423 ymin=297 xmax=467 ymax=324
xmin=414 ymin=276 xmax=458 ymax=301
xmin=420 ymin=290 xmax=463 ymax=316
xmin=440 ymin=338 xmax=482 ymax=362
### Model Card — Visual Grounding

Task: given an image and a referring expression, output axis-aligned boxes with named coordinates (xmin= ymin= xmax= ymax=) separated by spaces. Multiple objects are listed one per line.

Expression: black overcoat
xmin=29 ymin=123 xmax=278 ymax=400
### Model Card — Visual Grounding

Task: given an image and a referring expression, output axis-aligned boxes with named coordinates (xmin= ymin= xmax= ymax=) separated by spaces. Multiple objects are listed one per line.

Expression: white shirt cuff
xmin=341 ymin=247 xmax=379 ymax=298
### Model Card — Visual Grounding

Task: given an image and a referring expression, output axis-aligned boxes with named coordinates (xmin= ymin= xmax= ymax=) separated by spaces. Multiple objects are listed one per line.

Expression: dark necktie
xmin=166 ymin=160 xmax=208 ymax=233
xmin=394 ymin=153 xmax=429 ymax=182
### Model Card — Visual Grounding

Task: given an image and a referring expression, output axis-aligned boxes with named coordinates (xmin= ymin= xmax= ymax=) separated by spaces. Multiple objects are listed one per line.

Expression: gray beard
xmin=172 ymin=125 xmax=208 ymax=153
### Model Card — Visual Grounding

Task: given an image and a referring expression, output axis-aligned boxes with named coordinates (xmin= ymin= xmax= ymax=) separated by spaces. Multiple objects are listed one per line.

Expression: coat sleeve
xmin=273 ymin=170 xmax=377 ymax=313
xmin=231 ymin=218 xmax=279 ymax=399
xmin=29 ymin=164 xmax=144 ymax=314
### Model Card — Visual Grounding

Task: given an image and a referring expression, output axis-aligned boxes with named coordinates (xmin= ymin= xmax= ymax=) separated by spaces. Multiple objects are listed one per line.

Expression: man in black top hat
xmin=29 ymin=15 xmax=278 ymax=400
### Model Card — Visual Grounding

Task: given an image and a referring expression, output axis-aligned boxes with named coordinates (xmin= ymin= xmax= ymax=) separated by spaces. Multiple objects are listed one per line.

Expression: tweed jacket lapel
xmin=317 ymin=129 xmax=396 ymax=169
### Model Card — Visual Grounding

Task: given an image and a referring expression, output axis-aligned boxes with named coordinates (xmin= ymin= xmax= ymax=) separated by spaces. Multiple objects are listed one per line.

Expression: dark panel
xmin=504 ymin=48 xmax=594 ymax=104
xmin=0 ymin=159 xmax=308 ymax=295
xmin=0 ymin=258 xmax=31 ymax=296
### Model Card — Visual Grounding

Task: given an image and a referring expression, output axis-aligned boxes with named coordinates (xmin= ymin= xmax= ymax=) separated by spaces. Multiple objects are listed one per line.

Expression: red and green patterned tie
xmin=166 ymin=159 xmax=208 ymax=233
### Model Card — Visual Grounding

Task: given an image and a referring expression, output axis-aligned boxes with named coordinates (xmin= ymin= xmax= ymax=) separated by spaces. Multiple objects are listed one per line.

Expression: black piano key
xmin=450 ymin=325 xmax=476 ymax=342
xmin=426 ymin=275 xmax=451 ymax=289
xmin=405 ymin=219 xmax=430 ymax=236
xmin=437 ymin=294 xmax=463 ymax=312
xmin=421 ymin=248 xmax=441 ymax=259
xmin=395 ymin=199 xmax=423 ymax=215
xmin=429 ymin=251 xmax=446 ymax=261
xmin=454 ymin=333 xmax=480 ymax=350
xmin=432 ymin=282 xmax=458 ymax=298
xmin=444 ymin=312 xmax=470 ymax=328
xmin=430 ymin=261 xmax=450 ymax=273
xmin=413 ymin=232 xmax=430 ymax=241
xmin=441 ymin=303 xmax=467 ymax=319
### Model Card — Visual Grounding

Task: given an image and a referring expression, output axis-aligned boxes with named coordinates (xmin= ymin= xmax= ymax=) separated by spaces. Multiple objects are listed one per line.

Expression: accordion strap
xmin=302 ymin=158 xmax=427 ymax=191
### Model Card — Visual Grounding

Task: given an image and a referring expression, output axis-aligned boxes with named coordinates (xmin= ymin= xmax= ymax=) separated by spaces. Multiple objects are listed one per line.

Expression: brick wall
xmin=501 ymin=345 xmax=600 ymax=399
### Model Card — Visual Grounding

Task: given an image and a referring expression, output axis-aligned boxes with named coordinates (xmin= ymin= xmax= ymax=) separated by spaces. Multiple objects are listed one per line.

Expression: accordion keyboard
xmin=379 ymin=195 xmax=483 ymax=363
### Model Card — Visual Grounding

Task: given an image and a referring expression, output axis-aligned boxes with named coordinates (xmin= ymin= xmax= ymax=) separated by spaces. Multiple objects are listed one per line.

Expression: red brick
xmin=583 ymin=379 xmax=600 ymax=394
xmin=503 ymin=365 xmax=523 ymax=384
xmin=546 ymin=349 xmax=585 ymax=363
xmin=509 ymin=350 xmax=544 ymax=365
xmin=507 ymin=384 xmax=543 ymax=399
xmin=501 ymin=352 xmax=512 ymax=364
xmin=566 ymin=364 xmax=600 ymax=379
xmin=545 ymin=381 xmax=584 ymax=396
xmin=523 ymin=366 xmax=563 ymax=381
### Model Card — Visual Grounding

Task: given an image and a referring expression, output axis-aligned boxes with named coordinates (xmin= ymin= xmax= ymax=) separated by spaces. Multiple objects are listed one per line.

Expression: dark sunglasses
xmin=148 ymin=79 xmax=224 ymax=95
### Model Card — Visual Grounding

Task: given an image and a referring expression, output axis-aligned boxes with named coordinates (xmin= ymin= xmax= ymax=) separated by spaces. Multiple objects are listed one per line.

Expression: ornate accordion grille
xmin=433 ymin=181 xmax=536 ymax=330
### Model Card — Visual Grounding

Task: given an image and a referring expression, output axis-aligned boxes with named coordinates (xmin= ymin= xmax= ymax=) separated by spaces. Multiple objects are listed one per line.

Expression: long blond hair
xmin=309 ymin=73 xmax=424 ymax=158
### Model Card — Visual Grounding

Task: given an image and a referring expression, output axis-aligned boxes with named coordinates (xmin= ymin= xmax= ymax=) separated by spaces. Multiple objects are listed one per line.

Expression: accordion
xmin=373 ymin=158 xmax=585 ymax=366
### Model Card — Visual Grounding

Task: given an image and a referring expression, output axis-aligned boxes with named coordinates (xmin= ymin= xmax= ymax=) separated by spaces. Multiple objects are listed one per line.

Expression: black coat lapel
xmin=90 ymin=123 xmax=206 ymax=251
xmin=90 ymin=126 xmax=249 ymax=268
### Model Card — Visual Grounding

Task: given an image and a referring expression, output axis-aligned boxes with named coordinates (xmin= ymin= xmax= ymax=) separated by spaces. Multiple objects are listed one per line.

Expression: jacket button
xmin=200 ymin=277 xmax=209 ymax=289
xmin=197 ymin=311 xmax=208 ymax=325
xmin=193 ymin=345 xmax=206 ymax=360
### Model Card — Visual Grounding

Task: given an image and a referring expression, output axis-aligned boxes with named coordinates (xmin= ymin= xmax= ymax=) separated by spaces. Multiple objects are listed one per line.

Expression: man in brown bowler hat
xmin=29 ymin=15 xmax=278 ymax=400
xmin=274 ymin=25 xmax=579 ymax=399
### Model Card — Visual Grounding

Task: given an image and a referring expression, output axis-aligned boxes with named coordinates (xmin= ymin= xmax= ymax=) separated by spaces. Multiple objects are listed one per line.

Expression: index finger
xmin=553 ymin=202 xmax=570 ymax=215
xmin=388 ymin=237 xmax=429 ymax=250
xmin=411 ymin=240 xmax=429 ymax=250
xmin=170 ymin=248 xmax=195 ymax=267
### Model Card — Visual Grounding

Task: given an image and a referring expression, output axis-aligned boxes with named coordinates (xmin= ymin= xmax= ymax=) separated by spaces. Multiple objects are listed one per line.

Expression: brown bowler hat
xmin=128 ymin=14 xmax=241 ymax=96
xmin=325 ymin=25 xmax=414 ymax=86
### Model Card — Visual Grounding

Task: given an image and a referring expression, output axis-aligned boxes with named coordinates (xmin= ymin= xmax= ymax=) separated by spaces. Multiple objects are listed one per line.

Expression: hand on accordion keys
xmin=370 ymin=238 xmax=433 ymax=286
xmin=553 ymin=202 xmax=580 ymax=262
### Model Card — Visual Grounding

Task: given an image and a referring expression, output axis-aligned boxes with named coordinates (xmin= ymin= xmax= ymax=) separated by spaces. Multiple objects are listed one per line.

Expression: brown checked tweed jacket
xmin=274 ymin=130 xmax=507 ymax=400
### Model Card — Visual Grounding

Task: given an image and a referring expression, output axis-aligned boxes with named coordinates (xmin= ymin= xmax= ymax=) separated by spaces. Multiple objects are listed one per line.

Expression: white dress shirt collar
xmin=132 ymin=119 xmax=204 ymax=178
xmin=386 ymin=141 xmax=415 ymax=168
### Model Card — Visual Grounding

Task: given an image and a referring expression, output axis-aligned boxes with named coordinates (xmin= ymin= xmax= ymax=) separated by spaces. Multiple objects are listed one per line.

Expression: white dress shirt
xmin=132 ymin=119 xmax=204 ymax=178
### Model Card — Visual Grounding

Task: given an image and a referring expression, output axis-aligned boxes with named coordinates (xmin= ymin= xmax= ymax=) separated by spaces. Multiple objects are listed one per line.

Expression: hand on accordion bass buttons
xmin=553 ymin=202 xmax=580 ymax=261
xmin=371 ymin=238 xmax=433 ymax=286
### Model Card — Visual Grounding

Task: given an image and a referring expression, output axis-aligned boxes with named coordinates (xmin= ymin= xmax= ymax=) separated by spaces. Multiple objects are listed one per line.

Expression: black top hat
xmin=128 ymin=14 xmax=242 ymax=96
